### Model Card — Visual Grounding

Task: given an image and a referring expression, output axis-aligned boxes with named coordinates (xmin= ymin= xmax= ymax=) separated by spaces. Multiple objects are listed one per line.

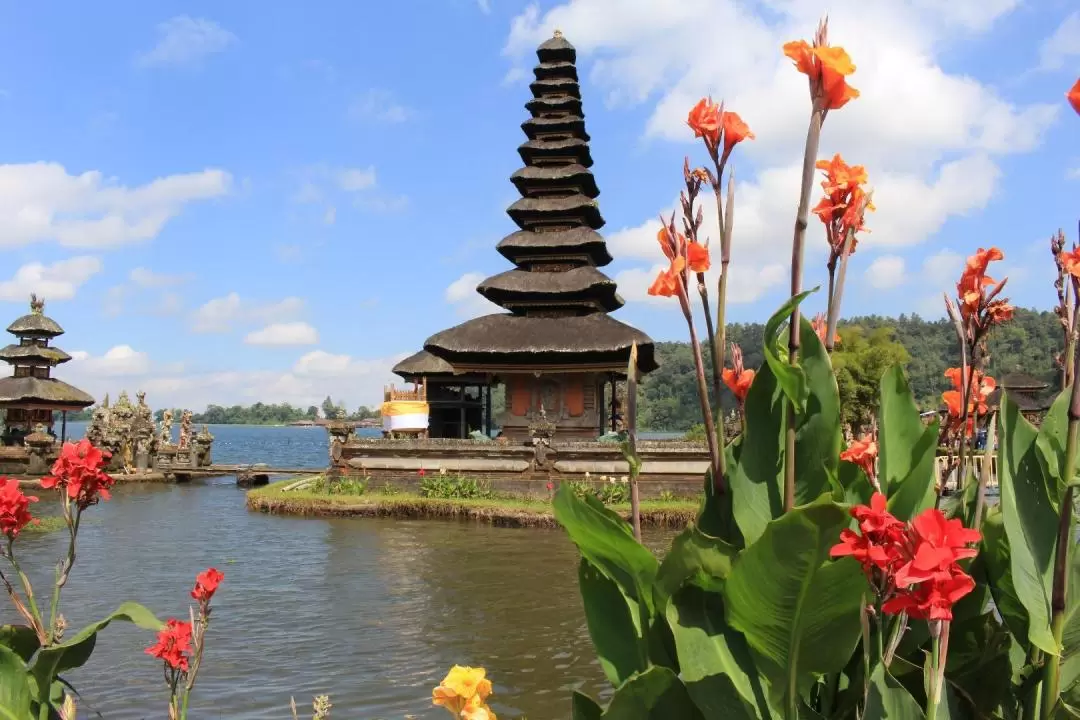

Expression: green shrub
xmin=418 ymin=473 xmax=495 ymax=500
xmin=313 ymin=475 xmax=367 ymax=496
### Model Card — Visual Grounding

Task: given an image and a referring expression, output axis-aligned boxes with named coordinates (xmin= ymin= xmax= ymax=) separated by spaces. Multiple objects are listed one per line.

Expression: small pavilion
xmin=0 ymin=296 xmax=94 ymax=445
xmin=399 ymin=32 xmax=657 ymax=441
xmin=390 ymin=351 xmax=493 ymax=438
xmin=988 ymin=370 xmax=1053 ymax=424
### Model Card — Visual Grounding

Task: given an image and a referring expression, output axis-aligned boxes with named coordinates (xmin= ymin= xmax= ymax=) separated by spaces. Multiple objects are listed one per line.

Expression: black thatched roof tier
xmin=0 ymin=376 xmax=94 ymax=408
xmin=517 ymin=137 xmax=593 ymax=168
xmin=507 ymin=194 xmax=604 ymax=231
xmin=424 ymin=313 xmax=657 ymax=373
xmin=511 ymin=163 xmax=598 ymax=198
xmin=521 ymin=115 xmax=589 ymax=142
xmin=496 ymin=227 xmax=613 ymax=266
xmin=392 ymin=350 xmax=456 ymax=379
xmin=477 ymin=267 xmax=623 ymax=311
xmin=537 ymin=32 xmax=576 ymax=63
xmin=529 ymin=77 xmax=581 ymax=100
xmin=0 ymin=344 xmax=72 ymax=365
xmin=526 ymin=95 xmax=583 ymax=117
xmin=534 ymin=60 xmax=578 ymax=82
xmin=985 ymin=387 xmax=1052 ymax=413
xmin=1000 ymin=371 xmax=1050 ymax=391
xmin=7 ymin=312 xmax=63 ymax=337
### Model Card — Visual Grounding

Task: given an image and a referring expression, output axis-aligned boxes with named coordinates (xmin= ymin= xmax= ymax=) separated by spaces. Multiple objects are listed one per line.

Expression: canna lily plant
xmin=556 ymin=25 xmax=1080 ymax=720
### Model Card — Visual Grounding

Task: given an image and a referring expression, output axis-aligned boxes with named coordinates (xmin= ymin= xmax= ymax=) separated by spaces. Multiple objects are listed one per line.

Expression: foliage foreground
xmin=553 ymin=21 xmax=1080 ymax=720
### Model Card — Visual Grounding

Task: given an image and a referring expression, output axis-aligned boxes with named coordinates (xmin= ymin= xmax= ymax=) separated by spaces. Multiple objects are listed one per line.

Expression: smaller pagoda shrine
xmin=0 ymin=296 xmax=93 ymax=446
xmin=390 ymin=351 xmax=493 ymax=438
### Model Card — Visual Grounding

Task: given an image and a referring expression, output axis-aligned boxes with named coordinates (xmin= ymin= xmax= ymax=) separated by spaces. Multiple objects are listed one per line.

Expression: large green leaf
xmin=997 ymin=394 xmax=1058 ymax=655
xmin=944 ymin=611 xmax=1013 ymax=717
xmin=793 ymin=315 xmax=842 ymax=506
xmin=864 ymin=663 xmax=925 ymax=720
xmin=554 ymin=486 xmax=659 ymax=613
xmin=601 ymin=667 xmax=704 ymax=719
xmin=761 ymin=290 xmax=816 ymax=414
xmin=0 ymin=644 xmax=32 ymax=720
xmin=0 ymin=626 xmax=38 ymax=664
xmin=980 ymin=507 xmax=1032 ymax=650
xmin=1055 ymin=542 xmax=1080 ymax=700
xmin=1036 ymin=389 xmax=1072 ymax=508
xmin=579 ymin=558 xmax=650 ymax=686
xmin=724 ymin=498 xmax=866 ymax=705
xmin=572 ymin=692 xmax=604 ymax=720
xmin=667 ymin=585 xmax=772 ymax=719
xmin=727 ymin=361 xmax=786 ymax=545
xmin=29 ymin=601 xmax=163 ymax=697
xmin=655 ymin=525 xmax=737 ymax=602
xmin=878 ymin=366 xmax=939 ymax=521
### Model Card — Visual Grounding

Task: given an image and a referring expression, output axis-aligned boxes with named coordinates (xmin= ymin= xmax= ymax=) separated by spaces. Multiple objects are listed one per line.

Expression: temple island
xmin=0 ymin=296 xmax=214 ymax=479
xmin=327 ymin=33 xmax=711 ymax=495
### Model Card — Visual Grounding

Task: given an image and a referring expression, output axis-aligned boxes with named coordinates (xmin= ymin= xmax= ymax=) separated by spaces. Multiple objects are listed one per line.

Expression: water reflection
xmin=0 ymin=483 xmax=675 ymax=719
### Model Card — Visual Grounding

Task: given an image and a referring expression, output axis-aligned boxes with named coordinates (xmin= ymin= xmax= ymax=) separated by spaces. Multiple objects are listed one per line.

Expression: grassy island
xmin=246 ymin=477 xmax=699 ymax=529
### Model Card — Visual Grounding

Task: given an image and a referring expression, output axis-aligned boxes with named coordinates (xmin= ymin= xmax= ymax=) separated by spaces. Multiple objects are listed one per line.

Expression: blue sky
xmin=0 ymin=0 xmax=1076 ymax=411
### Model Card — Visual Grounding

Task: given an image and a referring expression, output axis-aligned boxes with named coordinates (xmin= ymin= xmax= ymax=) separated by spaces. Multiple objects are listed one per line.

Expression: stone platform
xmin=332 ymin=437 xmax=711 ymax=498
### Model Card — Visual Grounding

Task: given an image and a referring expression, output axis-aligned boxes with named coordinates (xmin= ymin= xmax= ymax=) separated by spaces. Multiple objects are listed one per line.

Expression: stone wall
xmin=334 ymin=437 xmax=711 ymax=498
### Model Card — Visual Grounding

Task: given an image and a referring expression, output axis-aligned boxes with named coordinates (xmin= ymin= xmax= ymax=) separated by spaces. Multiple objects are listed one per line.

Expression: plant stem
xmin=48 ymin=503 xmax=79 ymax=643
xmin=973 ymin=412 xmax=997 ymax=529
xmin=627 ymin=343 xmax=642 ymax=541
xmin=679 ymin=288 xmax=722 ymax=488
xmin=784 ymin=108 xmax=824 ymax=512
xmin=713 ymin=167 xmax=734 ymax=481
xmin=8 ymin=553 xmax=43 ymax=637
xmin=926 ymin=633 xmax=941 ymax=720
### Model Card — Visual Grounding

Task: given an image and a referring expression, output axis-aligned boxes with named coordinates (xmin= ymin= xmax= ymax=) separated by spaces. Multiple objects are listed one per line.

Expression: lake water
xmin=4 ymin=424 xmax=674 ymax=719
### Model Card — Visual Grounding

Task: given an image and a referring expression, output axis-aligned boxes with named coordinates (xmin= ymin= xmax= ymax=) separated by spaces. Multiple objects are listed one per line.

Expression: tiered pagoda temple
xmin=0 ymin=295 xmax=94 ymax=445
xmin=403 ymin=31 xmax=657 ymax=440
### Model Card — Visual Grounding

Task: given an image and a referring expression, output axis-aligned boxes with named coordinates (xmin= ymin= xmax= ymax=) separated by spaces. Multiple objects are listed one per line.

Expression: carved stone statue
xmin=178 ymin=410 xmax=193 ymax=450
xmin=159 ymin=409 xmax=174 ymax=447
xmin=194 ymin=425 xmax=215 ymax=467
xmin=85 ymin=402 xmax=111 ymax=447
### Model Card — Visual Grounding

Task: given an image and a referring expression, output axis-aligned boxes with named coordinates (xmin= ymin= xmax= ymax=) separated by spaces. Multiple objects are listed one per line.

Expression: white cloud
xmin=245 ymin=321 xmax=319 ymax=346
xmin=504 ymin=0 xmax=1053 ymax=305
xmin=68 ymin=345 xmax=152 ymax=377
xmin=137 ymin=16 xmax=236 ymax=68
xmin=1068 ymin=167 xmax=1080 ymax=181
xmin=922 ymin=249 xmax=964 ymax=287
xmin=129 ymin=267 xmax=190 ymax=288
xmin=478 ymin=0 xmax=492 ymax=13
xmin=865 ymin=255 xmax=906 ymax=289
xmin=0 ymin=162 xmax=230 ymax=249
xmin=0 ymin=256 xmax=101 ymax=302
xmin=191 ymin=293 xmax=306 ymax=333
xmin=67 ymin=346 xmax=408 ymax=411
xmin=1039 ymin=12 xmax=1080 ymax=71
xmin=338 ymin=167 xmax=377 ymax=192
xmin=348 ymin=89 xmax=411 ymax=124
xmin=446 ymin=272 xmax=500 ymax=318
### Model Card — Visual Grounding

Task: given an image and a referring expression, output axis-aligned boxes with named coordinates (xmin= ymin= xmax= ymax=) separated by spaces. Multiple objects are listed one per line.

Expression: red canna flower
xmin=840 ymin=435 xmax=878 ymax=487
xmin=893 ymin=509 xmax=980 ymax=588
xmin=882 ymin=571 xmax=975 ymax=622
xmin=0 ymin=477 xmax=37 ymax=540
xmin=145 ymin=618 xmax=193 ymax=672
xmin=1068 ymin=77 xmax=1080 ymax=116
xmin=830 ymin=493 xmax=905 ymax=576
xmin=191 ymin=568 xmax=224 ymax=604
xmin=722 ymin=343 xmax=755 ymax=403
xmin=783 ymin=22 xmax=859 ymax=111
xmin=418 ymin=468 xmax=426 ymax=477
xmin=40 ymin=439 xmax=115 ymax=510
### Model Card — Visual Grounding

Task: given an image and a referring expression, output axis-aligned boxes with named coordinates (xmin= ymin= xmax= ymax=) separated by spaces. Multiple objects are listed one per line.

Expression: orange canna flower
xmin=813 ymin=154 xmax=873 ymax=256
xmin=687 ymin=241 xmax=711 ymax=273
xmin=720 ymin=111 xmax=755 ymax=158
xmin=647 ymin=258 xmax=685 ymax=298
xmin=840 ymin=435 xmax=878 ymax=486
xmin=942 ymin=368 xmax=996 ymax=437
xmin=783 ymin=33 xmax=859 ymax=111
xmin=811 ymin=313 xmax=839 ymax=345
xmin=723 ymin=343 xmax=755 ymax=403
xmin=1069 ymin=78 xmax=1080 ymax=116
xmin=955 ymin=246 xmax=1011 ymax=328
xmin=1059 ymin=248 xmax=1080 ymax=278
xmin=687 ymin=98 xmax=722 ymax=147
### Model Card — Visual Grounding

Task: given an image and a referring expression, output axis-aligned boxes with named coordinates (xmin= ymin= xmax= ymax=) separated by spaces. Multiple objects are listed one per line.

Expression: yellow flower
xmin=433 ymin=666 xmax=493 ymax=717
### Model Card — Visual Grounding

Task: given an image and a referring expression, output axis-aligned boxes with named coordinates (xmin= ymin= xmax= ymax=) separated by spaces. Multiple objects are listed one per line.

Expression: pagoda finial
xmin=553 ymin=28 xmax=563 ymax=38
xmin=29 ymin=294 xmax=44 ymax=315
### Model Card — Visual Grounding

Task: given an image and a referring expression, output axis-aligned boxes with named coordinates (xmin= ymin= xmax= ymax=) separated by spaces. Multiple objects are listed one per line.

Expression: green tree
xmin=305 ymin=405 xmax=319 ymax=420
xmin=320 ymin=396 xmax=336 ymax=419
xmin=830 ymin=325 xmax=910 ymax=435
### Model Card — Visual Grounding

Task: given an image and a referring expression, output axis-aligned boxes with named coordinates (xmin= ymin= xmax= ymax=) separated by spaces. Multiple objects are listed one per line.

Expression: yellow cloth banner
xmin=381 ymin=400 xmax=430 ymax=417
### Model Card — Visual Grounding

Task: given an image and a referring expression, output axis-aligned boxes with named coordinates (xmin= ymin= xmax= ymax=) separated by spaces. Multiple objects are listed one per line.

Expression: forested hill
xmin=638 ymin=307 xmax=1062 ymax=431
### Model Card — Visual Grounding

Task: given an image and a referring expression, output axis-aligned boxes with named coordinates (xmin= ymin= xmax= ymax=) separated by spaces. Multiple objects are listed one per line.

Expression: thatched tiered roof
xmin=0 ymin=296 xmax=93 ymax=409
xmin=420 ymin=31 xmax=655 ymax=375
